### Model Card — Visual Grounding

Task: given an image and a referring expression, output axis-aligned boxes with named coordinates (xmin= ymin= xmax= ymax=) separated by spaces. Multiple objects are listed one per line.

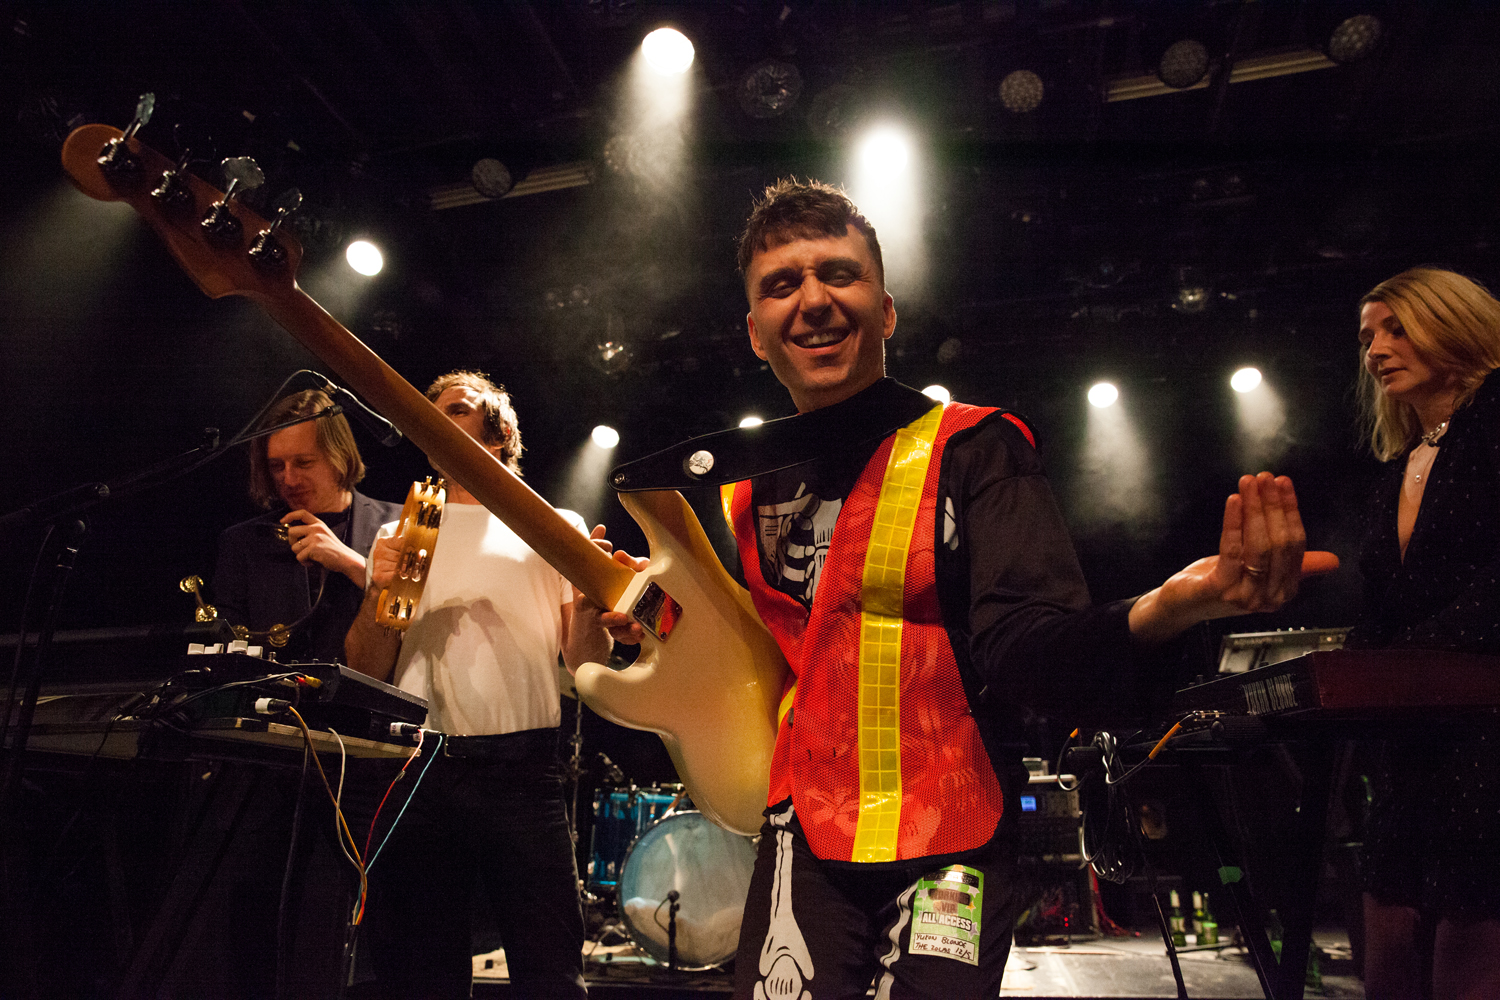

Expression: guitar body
xmin=59 ymin=122 xmax=786 ymax=835
xmin=575 ymin=490 xmax=786 ymax=835
xmin=375 ymin=478 xmax=446 ymax=631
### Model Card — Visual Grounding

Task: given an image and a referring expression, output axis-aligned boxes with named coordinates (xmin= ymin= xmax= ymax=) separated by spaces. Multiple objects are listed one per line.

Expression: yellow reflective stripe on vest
xmin=850 ymin=403 xmax=945 ymax=862
xmin=778 ymin=682 xmax=797 ymax=726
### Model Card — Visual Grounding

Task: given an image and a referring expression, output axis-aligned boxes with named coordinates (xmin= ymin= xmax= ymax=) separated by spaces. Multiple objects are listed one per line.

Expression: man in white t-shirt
xmin=346 ymin=370 xmax=617 ymax=999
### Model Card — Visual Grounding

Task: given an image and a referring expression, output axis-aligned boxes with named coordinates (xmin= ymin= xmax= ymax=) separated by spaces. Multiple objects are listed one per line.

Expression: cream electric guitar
xmin=61 ymin=118 xmax=786 ymax=836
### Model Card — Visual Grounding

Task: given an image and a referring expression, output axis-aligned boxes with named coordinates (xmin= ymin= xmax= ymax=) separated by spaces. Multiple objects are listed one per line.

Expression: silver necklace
xmin=1411 ymin=421 xmax=1448 ymax=484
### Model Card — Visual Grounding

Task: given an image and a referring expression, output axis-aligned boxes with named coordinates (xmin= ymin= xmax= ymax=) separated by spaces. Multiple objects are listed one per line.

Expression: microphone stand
xmin=0 ymin=371 xmax=389 ymax=1000
xmin=0 ymin=384 xmax=347 ymax=789
xmin=666 ymin=890 xmax=680 ymax=974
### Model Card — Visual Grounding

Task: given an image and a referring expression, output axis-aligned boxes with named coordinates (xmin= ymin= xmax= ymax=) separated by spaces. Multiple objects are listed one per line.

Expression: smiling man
xmin=709 ymin=179 xmax=1328 ymax=999
xmin=212 ymin=388 xmax=400 ymax=663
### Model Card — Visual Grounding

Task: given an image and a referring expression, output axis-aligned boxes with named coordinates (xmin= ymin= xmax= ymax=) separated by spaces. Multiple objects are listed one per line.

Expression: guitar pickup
xmin=632 ymin=582 xmax=682 ymax=642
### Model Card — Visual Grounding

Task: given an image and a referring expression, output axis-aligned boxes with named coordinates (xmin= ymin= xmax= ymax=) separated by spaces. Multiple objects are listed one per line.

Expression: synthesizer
xmin=1172 ymin=649 xmax=1500 ymax=720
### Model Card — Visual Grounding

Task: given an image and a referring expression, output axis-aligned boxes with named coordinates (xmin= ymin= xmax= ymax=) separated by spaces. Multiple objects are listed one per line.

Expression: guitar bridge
xmin=632 ymin=582 xmax=682 ymax=641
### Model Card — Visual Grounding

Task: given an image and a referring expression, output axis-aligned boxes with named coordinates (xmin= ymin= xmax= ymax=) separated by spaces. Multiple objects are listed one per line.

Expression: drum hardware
xmin=665 ymin=889 xmax=680 ymax=973
xmin=615 ymin=810 xmax=756 ymax=970
xmin=587 ymin=783 xmax=684 ymax=891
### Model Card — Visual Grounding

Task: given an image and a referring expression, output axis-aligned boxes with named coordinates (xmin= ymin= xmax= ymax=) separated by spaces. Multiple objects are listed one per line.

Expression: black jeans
xmin=357 ymin=728 xmax=586 ymax=999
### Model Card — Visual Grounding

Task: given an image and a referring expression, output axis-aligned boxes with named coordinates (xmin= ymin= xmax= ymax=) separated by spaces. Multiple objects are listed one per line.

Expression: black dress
xmin=1351 ymin=372 xmax=1500 ymax=917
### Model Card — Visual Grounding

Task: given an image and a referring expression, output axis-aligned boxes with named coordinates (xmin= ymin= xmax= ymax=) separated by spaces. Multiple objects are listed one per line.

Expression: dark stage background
xmin=3 ymin=0 xmax=1498 ymax=696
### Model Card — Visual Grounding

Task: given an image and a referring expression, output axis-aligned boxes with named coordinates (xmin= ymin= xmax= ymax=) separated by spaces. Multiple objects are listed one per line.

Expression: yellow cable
xmin=286 ymin=706 xmax=369 ymax=922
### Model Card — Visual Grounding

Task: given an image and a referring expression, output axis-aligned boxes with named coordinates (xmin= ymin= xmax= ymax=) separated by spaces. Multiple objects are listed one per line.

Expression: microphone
xmin=322 ymin=380 xmax=402 ymax=448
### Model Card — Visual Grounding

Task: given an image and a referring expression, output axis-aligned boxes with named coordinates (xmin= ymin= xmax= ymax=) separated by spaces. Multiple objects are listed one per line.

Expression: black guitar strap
xmin=608 ymin=379 xmax=938 ymax=492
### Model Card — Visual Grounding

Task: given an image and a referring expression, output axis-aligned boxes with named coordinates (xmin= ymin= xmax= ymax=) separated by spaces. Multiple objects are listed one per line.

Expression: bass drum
xmin=617 ymin=811 xmax=756 ymax=970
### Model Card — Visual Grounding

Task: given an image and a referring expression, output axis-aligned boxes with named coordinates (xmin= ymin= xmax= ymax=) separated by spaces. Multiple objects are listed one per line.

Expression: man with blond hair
xmin=213 ymin=388 xmax=400 ymax=662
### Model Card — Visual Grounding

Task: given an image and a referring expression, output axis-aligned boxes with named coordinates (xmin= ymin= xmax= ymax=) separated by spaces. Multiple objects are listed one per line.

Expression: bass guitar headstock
xmin=60 ymin=95 xmax=304 ymax=305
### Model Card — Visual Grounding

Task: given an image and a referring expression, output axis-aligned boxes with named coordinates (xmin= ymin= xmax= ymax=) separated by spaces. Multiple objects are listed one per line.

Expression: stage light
xmin=1231 ymin=367 xmax=1263 ymax=393
xmin=594 ymin=338 xmax=632 ymax=375
xmin=1079 ymin=384 xmax=1157 ymax=536
xmin=851 ymin=122 xmax=924 ymax=289
xmin=1326 ymin=14 xmax=1384 ymax=64
xmin=470 ymin=158 xmax=513 ymax=199
xmin=738 ymin=60 xmax=803 ymax=119
xmin=922 ymin=385 xmax=951 ymax=406
xmin=858 ymin=127 xmax=911 ymax=176
xmin=738 ymin=416 xmax=764 ymax=428
xmin=1158 ymin=38 xmax=1211 ymax=89
xmin=346 ymin=240 xmax=383 ymax=276
xmin=998 ymin=70 xmax=1045 ymax=113
xmin=1088 ymin=382 xmax=1119 ymax=408
xmin=1173 ymin=268 xmax=1212 ymax=314
xmin=591 ymin=425 xmax=620 ymax=449
xmin=642 ymin=27 xmax=694 ymax=75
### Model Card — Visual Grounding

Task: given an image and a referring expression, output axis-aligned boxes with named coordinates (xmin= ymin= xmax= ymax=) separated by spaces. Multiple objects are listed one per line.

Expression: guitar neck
xmin=57 ymin=123 xmax=632 ymax=609
xmin=260 ymin=288 xmax=635 ymax=609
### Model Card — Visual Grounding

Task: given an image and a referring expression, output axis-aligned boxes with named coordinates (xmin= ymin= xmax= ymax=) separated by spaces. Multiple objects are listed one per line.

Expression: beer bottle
xmin=1168 ymin=889 xmax=1187 ymax=948
xmin=1198 ymin=892 xmax=1219 ymax=946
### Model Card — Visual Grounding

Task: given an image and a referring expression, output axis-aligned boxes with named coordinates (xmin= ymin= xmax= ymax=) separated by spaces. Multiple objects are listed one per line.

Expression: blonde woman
xmin=1352 ymin=267 xmax=1500 ymax=1000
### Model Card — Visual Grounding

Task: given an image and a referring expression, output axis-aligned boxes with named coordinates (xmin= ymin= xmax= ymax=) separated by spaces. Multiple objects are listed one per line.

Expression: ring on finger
xmin=1243 ymin=563 xmax=1266 ymax=576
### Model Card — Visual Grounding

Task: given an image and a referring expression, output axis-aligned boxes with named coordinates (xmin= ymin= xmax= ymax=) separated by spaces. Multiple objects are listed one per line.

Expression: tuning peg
xmin=248 ymin=187 xmax=302 ymax=268
xmin=151 ymin=124 xmax=208 ymax=210
xmin=200 ymin=156 xmax=265 ymax=246
xmin=97 ymin=91 xmax=156 ymax=178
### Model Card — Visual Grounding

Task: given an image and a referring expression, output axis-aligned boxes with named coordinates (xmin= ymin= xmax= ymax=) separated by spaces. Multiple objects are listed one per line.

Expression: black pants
xmin=357 ymin=728 xmax=586 ymax=999
xmin=732 ymin=802 xmax=1028 ymax=1000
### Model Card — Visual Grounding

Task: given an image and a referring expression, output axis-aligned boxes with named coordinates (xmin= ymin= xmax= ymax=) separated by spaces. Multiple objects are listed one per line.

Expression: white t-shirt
xmin=368 ymin=503 xmax=583 ymax=736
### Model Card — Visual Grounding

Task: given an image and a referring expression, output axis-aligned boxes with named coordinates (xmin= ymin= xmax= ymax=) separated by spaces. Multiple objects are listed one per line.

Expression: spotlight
xmin=1231 ymin=367 xmax=1263 ymax=393
xmin=738 ymin=60 xmax=804 ymax=119
xmin=922 ymin=385 xmax=951 ymax=406
xmin=1088 ymin=382 xmax=1119 ymax=408
xmin=642 ymin=27 xmax=694 ymax=75
xmin=738 ymin=416 xmax=764 ymax=428
xmin=1326 ymin=13 xmax=1384 ymax=64
xmin=857 ymin=127 xmax=911 ymax=176
xmin=998 ymin=70 xmax=1045 ymax=114
xmin=591 ymin=425 xmax=620 ymax=449
xmin=1157 ymin=38 xmax=1211 ymax=89
xmin=346 ymin=240 xmax=383 ymax=276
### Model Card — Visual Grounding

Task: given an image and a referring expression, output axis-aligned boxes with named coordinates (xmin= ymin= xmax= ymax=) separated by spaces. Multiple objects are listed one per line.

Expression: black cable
xmin=95 ymin=370 xmax=319 ymax=513
xmin=158 ymin=672 xmax=306 ymax=717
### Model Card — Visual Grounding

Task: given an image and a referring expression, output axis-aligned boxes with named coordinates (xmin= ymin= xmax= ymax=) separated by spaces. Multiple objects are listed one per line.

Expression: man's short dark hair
xmin=737 ymin=179 xmax=883 ymax=290
xmin=425 ymin=369 xmax=524 ymax=474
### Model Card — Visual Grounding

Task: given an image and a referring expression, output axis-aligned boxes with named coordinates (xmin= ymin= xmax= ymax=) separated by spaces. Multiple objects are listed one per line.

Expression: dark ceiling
xmin=3 ymin=0 xmax=1499 ymax=641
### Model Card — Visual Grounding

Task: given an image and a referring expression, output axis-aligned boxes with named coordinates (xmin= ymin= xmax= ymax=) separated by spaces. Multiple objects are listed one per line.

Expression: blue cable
xmin=367 ymin=733 xmax=444 ymax=872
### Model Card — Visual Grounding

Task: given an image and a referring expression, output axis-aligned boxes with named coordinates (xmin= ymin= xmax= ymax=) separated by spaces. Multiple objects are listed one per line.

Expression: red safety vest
xmin=723 ymin=402 xmax=1030 ymax=863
